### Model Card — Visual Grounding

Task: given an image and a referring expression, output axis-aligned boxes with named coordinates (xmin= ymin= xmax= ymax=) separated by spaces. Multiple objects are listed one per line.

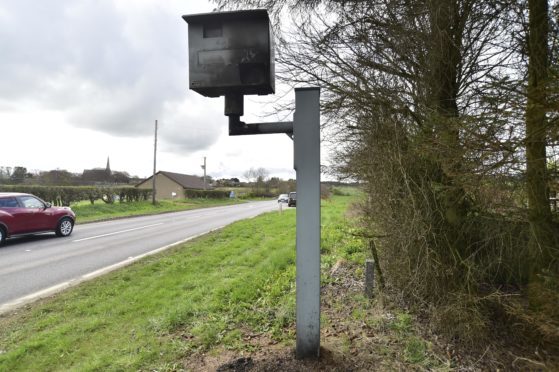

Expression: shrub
xmin=184 ymin=189 xmax=230 ymax=199
xmin=332 ymin=188 xmax=349 ymax=196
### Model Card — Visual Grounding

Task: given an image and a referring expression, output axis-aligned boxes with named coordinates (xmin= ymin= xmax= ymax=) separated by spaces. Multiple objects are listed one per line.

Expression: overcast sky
xmin=0 ymin=0 xmax=307 ymax=181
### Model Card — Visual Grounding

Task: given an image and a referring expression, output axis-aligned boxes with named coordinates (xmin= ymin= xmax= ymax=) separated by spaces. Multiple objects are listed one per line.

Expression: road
xmin=0 ymin=200 xmax=277 ymax=313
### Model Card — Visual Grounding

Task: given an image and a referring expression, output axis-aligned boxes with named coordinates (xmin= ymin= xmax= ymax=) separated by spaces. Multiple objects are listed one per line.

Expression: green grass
xmin=71 ymin=198 xmax=246 ymax=224
xmin=320 ymin=194 xmax=366 ymax=267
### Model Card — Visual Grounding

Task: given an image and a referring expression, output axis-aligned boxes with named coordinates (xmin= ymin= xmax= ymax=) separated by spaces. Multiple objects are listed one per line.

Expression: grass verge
xmin=71 ymin=198 xmax=246 ymax=224
xmin=0 ymin=193 xmax=448 ymax=371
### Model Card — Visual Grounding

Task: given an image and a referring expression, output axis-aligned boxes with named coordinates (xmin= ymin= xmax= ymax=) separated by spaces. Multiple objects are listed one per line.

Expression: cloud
xmin=0 ymin=0 xmax=218 ymax=150
xmin=158 ymin=95 xmax=225 ymax=153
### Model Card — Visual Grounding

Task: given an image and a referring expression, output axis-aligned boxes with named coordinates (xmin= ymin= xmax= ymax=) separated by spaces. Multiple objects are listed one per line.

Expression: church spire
xmin=106 ymin=156 xmax=111 ymax=174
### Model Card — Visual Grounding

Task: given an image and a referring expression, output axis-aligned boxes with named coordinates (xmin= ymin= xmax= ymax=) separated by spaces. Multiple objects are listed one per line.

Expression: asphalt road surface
xmin=0 ymin=200 xmax=278 ymax=313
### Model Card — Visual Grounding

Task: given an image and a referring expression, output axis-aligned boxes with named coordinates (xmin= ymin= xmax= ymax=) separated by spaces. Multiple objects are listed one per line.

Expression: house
xmin=135 ymin=171 xmax=206 ymax=200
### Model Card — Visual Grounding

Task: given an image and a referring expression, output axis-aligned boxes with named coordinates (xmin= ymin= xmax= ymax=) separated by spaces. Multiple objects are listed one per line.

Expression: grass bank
xmin=72 ymin=198 xmax=246 ymax=224
xmin=0 ymin=193 xmax=449 ymax=371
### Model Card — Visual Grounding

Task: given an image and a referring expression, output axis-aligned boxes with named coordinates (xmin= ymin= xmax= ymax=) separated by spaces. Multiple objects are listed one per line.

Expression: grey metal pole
xmin=152 ymin=120 xmax=158 ymax=205
xmin=293 ymin=87 xmax=321 ymax=359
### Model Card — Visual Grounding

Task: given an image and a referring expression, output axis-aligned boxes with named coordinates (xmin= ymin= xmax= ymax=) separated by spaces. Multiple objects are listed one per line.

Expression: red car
xmin=0 ymin=192 xmax=76 ymax=245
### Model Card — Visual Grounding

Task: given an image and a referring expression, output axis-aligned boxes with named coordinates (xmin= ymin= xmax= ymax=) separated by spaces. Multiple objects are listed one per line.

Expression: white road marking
xmin=72 ymin=223 xmax=164 ymax=243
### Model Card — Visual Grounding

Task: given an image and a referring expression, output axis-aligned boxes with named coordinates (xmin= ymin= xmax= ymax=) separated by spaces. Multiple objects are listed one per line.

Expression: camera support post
xmin=225 ymin=90 xmax=321 ymax=359
xmin=225 ymin=94 xmax=294 ymax=136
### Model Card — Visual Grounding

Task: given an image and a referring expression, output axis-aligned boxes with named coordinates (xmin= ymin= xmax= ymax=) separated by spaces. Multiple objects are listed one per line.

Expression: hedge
xmin=184 ymin=189 xmax=231 ymax=199
xmin=0 ymin=185 xmax=152 ymax=206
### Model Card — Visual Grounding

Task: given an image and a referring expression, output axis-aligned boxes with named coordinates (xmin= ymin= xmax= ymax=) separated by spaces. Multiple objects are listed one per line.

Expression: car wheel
xmin=56 ymin=218 xmax=74 ymax=237
xmin=0 ymin=226 xmax=5 ymax=245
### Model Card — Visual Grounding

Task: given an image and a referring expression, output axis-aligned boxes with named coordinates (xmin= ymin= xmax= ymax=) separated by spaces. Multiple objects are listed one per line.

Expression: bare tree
xmin=243 ymin=167 xmax=269 ymax=195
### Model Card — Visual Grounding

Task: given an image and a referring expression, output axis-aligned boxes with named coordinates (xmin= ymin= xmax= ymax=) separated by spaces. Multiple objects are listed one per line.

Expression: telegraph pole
xmin=201 ymin=156 xmax=207 ymax=190
xmin=152 ymin=119 xmax=158 ymax=205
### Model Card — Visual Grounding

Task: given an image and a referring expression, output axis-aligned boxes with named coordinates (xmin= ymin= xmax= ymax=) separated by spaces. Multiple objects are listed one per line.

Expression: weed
xmin=390 ymin=313 xmax=413 ymax=333
xmin=404 ymin=337 xmax=427 ymax=364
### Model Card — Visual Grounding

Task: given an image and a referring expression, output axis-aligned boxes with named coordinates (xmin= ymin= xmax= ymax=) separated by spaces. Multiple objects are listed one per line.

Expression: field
xmin=0 ymin=193 xmax=452 ymax=371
